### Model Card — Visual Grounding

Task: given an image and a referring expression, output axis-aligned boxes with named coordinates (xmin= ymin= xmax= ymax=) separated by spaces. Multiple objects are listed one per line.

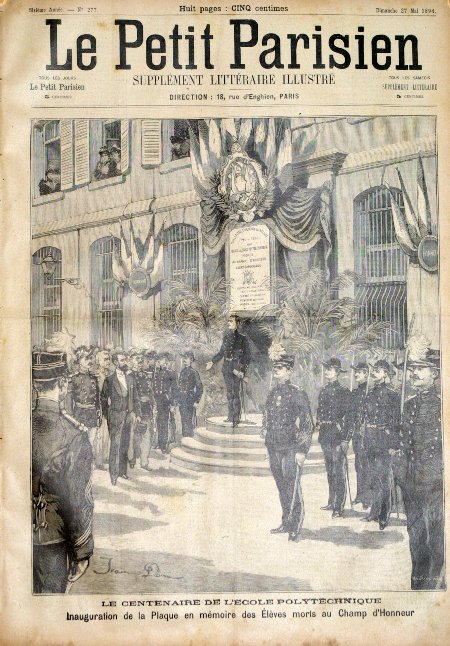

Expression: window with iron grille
xmin=91 ymin=237 xmax=124 ymax=348
xmin=354 ymin=186 xmax=407 ymax=349
xmin=162 ymin=224 xmax=199 ymax=319
xmin=32 ymin=247 xmax=62 ymax=347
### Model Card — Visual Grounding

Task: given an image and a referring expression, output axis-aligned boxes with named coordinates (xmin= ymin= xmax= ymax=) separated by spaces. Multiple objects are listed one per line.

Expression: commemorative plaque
xmin=227 ymin=222 xmax=275 ymax=314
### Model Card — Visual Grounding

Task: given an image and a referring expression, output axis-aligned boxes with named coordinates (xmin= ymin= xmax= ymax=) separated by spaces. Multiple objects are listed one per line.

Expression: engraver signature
xmin=93 ymin=557 xmax=183 ymax=580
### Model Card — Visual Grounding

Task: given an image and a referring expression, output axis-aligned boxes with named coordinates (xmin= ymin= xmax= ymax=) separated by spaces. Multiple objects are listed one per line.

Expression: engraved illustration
xmin=31 ymin=117 xmax=443 ymax=594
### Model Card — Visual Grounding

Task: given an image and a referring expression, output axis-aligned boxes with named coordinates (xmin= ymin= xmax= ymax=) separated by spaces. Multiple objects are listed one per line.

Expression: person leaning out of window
xmin=38 ymin=166 xmax=61 ymax=196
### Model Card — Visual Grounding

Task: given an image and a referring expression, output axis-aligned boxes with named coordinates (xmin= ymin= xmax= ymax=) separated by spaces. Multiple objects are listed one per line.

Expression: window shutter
xmin=120 ymin=119 xmax=129 ymax=173
xmin=33 ymin=126 xmax=45 ymax=198
xmin=74 ymin=119 xmax=90 ymax=184
xmin=60 ymin=119 xmax=73 ymax=190
xmin=141 ymin=119 xmax=161 ymax=166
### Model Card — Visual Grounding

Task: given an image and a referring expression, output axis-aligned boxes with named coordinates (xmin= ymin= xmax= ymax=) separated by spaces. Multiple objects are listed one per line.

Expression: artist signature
xmin=93 ymin=557 xmax=182 ymax=580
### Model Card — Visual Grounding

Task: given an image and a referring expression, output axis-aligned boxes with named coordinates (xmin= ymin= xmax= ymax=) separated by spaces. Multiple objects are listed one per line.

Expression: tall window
xmin=91 ymin=237 xmax=124 ymax=347
xmin=354 ymin=186 xmax=407 ymax=349
xmin=103 ymin=120 xmax=121 ymax=150
xmin=32 ymin=247 xmax=62 ymax=347
xmin=162 ymin=224 xmax=199 ymax=318
xmin=162 ymin=119 xmax=198 ymax=162
xmin=90 ymin=119 xmax=127 ymax=181
xmin=44 ymin=120 xmax=61 ymax=173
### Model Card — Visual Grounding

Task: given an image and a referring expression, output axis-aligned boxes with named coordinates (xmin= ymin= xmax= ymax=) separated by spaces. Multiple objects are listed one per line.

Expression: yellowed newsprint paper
xmin=1 ymin=0 xmax=449 ymax=644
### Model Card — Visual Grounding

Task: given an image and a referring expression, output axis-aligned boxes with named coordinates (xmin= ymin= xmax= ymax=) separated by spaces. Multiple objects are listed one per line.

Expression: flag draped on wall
xmin=188 ymin=118 xmax=332 ymax=259
xmin=384 ymin=153 xmax=435 ymax=263
xmin=111 ymin=214 xmax=164 ymax=298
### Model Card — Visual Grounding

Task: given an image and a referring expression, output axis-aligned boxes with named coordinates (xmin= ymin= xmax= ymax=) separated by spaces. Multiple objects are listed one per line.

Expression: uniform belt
xmin=224 ymin=358 xmax=233 ymax=362
xmin=139 ymin=397 xmax=151 ymax=402
xmin=366 ymin=424 xmax=387 ymax=429
xmin=75 ymin=402 xmax=96 ymax=409
xmin=320 ymin=421 xmax=334 ymax=425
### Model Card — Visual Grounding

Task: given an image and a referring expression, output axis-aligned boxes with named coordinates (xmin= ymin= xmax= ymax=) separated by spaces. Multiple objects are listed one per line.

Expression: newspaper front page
xmin=1 ymin=0 xmax=449 ymax=643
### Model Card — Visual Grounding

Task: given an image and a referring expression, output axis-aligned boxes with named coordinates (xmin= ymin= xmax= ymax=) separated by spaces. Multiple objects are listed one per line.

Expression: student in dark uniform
xmin=153 ymin=352 xmax=176 ymax=453
xmin=66 ymin=346 xmax=102 ymax=468
xmin=316 ymin=358 xmax=351 ymax=518
xmin=206 ymin=314 xmax=251 ymax=427
xmin=128 ymin=349 xmax=154 ymax=469
xmin=101 ymin=351 xmax=138 ymax=485
xmin=143 ymin=349 xmax=158 ymax=456
xmin=261 ymin=355 xmax=313 ymax=542
xmin=348 ymin=362 xmax=370 ymax=508
xmin=397 ymin=349 xmax=444 ymax=589
xmin=32 ymin=350 xmax=94 ymax=593
xmin=362 ymin=359 xmax=400 ymax=530
xmin=176 ymin=350 xmax=203 ymax=437
xmin=167 ymin=353 xmax=178 ymax=445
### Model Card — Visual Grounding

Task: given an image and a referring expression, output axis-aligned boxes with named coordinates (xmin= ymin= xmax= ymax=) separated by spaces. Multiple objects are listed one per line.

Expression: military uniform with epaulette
xmin=362 ymin=380 xmax=400 ymax=527
xmin=399 ymin=382 xmax=444 ymax=589
xmin=263 ymin=360 xmax=314 ymax=537
xmin=153 ymin=358 xmax=176 ymax=453
xmin=177 ymin=352 xmax=203 ymax=438
xmin=131 ymin=368 xmax=156 ymax=466
xmin=316 ymin=366 xmax=350 ymax=515
xmin=66 ymin=370 xmax=102 ymax=467
xmin=347 ymin=366 xmax=371 ymax=507
xmin=32 ymin=350 xmax=94 ymax=593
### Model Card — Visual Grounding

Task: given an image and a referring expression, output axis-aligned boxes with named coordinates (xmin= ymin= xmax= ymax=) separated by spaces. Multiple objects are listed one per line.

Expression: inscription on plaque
xmin=228 ymin=223 xmax=273 ymax=313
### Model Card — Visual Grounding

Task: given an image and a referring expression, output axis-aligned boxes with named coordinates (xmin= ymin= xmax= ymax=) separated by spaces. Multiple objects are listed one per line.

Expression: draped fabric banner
xmin=189 ymin=118 xmax=331 ymax=258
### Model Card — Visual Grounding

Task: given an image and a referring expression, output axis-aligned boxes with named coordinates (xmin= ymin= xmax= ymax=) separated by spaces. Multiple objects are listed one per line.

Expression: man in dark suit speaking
xmin=206 ymin=314 xmax=251 ymax=427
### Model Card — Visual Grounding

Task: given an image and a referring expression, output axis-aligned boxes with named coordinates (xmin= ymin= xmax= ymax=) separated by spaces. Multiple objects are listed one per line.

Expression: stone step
xmin=206 ymin=415 xmax=262 ymax=435
xmin=181 ymin=436 xmax=267 ymax=462
xmin=170 ymin=446 xmax=270 ymax=476
xmin=194 ymin=427 xmax=325 ymax=459
xmin=170 ymin=445 xmax=328 ymax=476
xmin=194 ymin=426 xmax=265 ymax=449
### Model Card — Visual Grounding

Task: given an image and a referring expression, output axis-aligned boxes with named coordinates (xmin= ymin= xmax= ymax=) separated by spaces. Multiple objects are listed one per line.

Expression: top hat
xmin=351 ymin=362 xmax=369 ymax=372
xmin=99 ymin=146 xmax=109 ymax=155
xmin=273 ymin=355 xmax=295 ymax=370
xmin=110 ymin=144 xmax=121 ymax=154
xmin=322 ymin=357 xmax=346 ymax=373
xmin=32 ymin=350 xmax=68 ymax=381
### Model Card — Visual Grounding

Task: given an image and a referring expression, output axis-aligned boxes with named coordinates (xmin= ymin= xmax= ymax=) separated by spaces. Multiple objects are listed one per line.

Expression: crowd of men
xmin=63 ymin=345 xmax=203 ymax=485
xmin=263 ymin=350 xmax=444 ymax=590
xmin=32 ymin=323 xmax=444 ymax=593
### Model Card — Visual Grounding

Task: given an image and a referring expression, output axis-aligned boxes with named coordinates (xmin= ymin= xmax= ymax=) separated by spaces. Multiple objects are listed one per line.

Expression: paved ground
xmin=74 ymin=452 xmax=411 ymax=594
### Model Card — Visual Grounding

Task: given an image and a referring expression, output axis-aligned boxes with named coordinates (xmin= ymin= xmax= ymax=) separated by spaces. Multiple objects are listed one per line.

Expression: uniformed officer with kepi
xmin=206 ymin=314 xmax=251 ymax=427
xmin=66 ymin=346 xmax=102 ymax=468
xmin=153 ymin=352 xmax=176 ymax=453
xmin=348 ymin=362 xmax=371 ymax=508
xmin=177 ymin=350 xmax=203 ymax=437
xmin=316 ymin=358 xmax=351 ymax=518
xmin=32 ymin=350 xmax=94 ymax=593
xmin=261 ymin=355 xmax=314 ymax=542
xmin=396 ymin=348 xmax=444 ymax=589
xmin=362 ymin=359 xmax=400 ymax=530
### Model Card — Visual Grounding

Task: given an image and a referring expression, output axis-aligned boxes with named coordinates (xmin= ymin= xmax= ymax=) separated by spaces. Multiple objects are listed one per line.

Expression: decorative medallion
xmin=217 ymin=142 xmax=273 ymax=223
